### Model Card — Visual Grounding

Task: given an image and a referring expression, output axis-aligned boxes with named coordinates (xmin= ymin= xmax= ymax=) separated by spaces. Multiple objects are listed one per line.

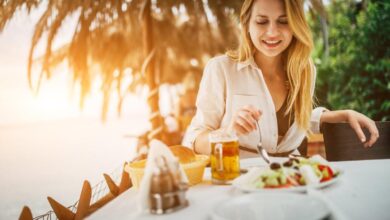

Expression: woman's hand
xmin=229 ymin=105 xmax=262 ymax=136
xmin=320 ymin=110 xmax=379 ymax=147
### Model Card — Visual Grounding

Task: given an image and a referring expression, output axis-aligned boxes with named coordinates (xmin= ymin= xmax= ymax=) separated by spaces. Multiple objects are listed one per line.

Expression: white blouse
xmin=182 ymin=55 xmax=327 ymax=158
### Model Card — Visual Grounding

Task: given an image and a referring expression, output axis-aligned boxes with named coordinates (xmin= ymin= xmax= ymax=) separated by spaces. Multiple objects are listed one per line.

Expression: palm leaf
xmin=1 ymin=0 xmax=243 ymax=127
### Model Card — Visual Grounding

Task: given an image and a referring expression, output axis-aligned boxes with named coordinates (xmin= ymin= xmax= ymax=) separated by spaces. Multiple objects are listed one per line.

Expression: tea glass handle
xmin=215 ymin=143 xmax=224 ymax=171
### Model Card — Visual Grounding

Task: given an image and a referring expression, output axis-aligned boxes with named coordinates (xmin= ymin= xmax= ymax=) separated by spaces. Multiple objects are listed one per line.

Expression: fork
xmin=255 ymin=120 xmax=270 ymax=164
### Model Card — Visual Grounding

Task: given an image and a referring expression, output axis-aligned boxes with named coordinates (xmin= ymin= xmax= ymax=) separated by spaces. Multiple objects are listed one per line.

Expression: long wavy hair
xmin=227 ymin=0 xmax=314 ymax=131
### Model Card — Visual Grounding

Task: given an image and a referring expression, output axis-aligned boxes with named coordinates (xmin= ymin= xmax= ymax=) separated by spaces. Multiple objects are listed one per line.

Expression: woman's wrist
xmin=320 ymin=109 xmax=352 ymax=125
xmin=193 ymin=130 xmax=211 ymax=155
xmin=319 ymin=109 xmax=330 ymax=127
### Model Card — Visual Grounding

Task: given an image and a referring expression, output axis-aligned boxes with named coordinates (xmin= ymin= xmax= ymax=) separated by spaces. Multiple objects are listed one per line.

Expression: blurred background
xmin=0 ymin=0 xmax=388 ymax=219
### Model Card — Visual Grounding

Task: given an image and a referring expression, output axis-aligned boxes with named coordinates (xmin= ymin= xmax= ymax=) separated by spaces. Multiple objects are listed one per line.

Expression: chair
xmin=307 ymin=134 xmax=326 ymax=157
xmin=323 ymin=121 xmax=390 ymax=161
xmin=18 ymin=206 xmax=33 ymax=220
xmin=297 ymin=137 xmax=308 ymax=156
xmin=48 ymin=180 xmax=92 ymax=220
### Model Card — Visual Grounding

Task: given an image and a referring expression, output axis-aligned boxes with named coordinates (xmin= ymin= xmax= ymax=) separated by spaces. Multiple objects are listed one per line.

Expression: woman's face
xmin=248 ymin=0 xmax=293 ymax=58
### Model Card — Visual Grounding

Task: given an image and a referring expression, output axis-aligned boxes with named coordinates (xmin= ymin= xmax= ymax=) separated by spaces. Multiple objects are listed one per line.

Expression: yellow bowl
xmin=126 ymin=155 xmax=209 ymax=189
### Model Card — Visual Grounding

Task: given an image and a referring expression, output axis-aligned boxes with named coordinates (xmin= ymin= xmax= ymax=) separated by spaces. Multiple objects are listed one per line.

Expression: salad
xmin=250 ymin=155 xmax=340 ymax=189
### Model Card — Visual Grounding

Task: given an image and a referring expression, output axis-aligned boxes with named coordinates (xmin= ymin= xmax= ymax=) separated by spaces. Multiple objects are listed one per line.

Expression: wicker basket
xmin=126 ymin=155 xmax=209 ymax=189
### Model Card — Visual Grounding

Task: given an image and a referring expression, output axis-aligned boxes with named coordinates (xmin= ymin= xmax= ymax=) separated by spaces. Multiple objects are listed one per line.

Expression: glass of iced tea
xmin=209 ymin=130 xmax=240 ymax=184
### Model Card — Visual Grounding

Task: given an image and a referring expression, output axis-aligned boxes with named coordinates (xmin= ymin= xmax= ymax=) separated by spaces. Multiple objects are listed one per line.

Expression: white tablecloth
xmin=87 ymin=158 xmax=390 ymax=220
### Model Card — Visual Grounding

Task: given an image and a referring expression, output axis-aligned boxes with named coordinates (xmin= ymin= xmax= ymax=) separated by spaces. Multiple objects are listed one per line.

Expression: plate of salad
xmin=233 ymin=155 xmax=342 ymax=192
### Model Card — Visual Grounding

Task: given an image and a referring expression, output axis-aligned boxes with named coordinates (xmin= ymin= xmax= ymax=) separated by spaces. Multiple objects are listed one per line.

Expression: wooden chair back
xmin=323 ymin=121 xmax=390 ymax=161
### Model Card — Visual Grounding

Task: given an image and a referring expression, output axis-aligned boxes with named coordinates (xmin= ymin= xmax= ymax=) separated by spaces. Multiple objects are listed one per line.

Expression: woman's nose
xmin=266 ymin=22 xmax=279 ymax=37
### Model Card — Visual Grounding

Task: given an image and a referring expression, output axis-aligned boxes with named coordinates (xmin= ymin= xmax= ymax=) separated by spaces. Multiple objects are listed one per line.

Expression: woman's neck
xmin=254 ymin=52 xmax=284 ymax=79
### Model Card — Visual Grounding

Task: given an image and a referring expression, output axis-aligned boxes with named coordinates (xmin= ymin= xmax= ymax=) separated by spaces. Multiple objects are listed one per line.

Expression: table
xmin=87 ymin=158 xmax=390 ymax=220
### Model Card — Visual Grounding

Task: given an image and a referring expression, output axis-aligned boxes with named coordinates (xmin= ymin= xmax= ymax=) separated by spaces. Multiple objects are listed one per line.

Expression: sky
xmin=0 ymin=6 xmax=150 ymax=126
xmin=0 ymin=5 xmax=157 ymax=219
xmin=0 ymin=6 xmax=93 ymax=125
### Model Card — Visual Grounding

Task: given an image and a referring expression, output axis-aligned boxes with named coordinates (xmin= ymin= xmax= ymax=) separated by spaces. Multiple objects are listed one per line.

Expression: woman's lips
xmin=262 ymin=40 xmax=282 ymax=48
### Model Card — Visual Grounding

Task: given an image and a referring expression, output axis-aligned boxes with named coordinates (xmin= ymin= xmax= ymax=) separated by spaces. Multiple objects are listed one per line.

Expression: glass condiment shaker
xmin=150 ymin=156 xmax=175 ymax=211
xmin=169 ymin=159 xmax=187 ymax=206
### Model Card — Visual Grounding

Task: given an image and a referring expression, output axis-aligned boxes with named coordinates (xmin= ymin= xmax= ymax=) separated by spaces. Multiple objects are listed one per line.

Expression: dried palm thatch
xmin=0 ymin=0 xmax=241 ymax=122
xmin=0 ymin=0 xmax=328 ymax=131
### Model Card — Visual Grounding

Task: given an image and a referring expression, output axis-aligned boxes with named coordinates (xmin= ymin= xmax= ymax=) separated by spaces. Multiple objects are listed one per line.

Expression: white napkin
xmin=307 ymin=188 xmax=348 ymax=220
xmin=138 ymin=139 xmax=188 ymax=212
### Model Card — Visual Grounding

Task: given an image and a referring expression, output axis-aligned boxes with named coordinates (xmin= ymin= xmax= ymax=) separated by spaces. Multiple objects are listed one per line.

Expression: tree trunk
xmin=141 ymin=0 xmax=162 ymax=141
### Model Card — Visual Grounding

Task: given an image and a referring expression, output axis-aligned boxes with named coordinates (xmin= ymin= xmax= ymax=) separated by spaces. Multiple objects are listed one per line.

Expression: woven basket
xmin=125 ymin=155 xmax=209 ymax=189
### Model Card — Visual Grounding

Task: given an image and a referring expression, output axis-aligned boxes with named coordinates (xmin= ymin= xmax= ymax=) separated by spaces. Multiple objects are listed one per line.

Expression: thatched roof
xmin=1 ymin=0 xmax=328 ymax=120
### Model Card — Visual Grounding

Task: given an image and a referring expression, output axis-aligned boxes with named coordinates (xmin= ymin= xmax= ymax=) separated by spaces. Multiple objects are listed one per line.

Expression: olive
xmin=270 ymin=162 xmax=281 ymax=170
xmin=283 ymin=160 xmax=293 ymax=167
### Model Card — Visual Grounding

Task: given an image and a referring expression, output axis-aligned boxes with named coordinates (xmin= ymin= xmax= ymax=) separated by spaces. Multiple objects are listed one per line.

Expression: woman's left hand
xmin=320 ymin=110 xmax=379 ymax=147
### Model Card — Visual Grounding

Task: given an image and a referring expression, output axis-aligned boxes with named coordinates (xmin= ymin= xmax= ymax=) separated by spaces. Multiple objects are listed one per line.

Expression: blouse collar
xmin=237 ymin=55 xmax=258 ymax=71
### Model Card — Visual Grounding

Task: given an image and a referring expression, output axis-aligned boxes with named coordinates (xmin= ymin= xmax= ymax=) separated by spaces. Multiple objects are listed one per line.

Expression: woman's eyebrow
xmin=255 ymin=14 xmax=287 ymax=18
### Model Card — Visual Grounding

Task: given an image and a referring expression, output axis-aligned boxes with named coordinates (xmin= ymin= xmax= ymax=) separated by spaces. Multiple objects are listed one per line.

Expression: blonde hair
xmin=227 ymin=0 xmax=314 ymax=131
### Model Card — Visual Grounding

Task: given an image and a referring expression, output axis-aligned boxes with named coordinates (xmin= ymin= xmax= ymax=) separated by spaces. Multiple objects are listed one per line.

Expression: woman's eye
xmin=278 ymin=20 xmax=288 ymax=25
xmin=256 ymin=20 xmax=268 ymax=25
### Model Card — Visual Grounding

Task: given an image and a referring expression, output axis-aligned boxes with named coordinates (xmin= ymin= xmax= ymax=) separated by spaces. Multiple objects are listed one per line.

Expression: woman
xmin=183 ymin=0 xmax=379 ymax=157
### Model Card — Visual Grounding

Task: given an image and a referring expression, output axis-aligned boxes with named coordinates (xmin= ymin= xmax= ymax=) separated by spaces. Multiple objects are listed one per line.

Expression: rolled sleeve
xmin=310 ymin=61 xmax=316 ymax=96
xmin=310 ymin=107 xmax=328 ymax=134
xmin=182 ymin=58 xmax=226 ymax=148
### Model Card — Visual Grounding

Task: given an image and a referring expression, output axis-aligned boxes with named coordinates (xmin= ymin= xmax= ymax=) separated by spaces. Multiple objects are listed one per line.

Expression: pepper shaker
xmin=150 ymin=156 xmax=175 ymax=211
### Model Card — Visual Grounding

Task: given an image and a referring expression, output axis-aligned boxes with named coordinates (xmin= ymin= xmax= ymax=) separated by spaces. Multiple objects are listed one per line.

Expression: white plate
xmin=210 ymin=193 xmax=330 ymax=220
xmin=233 ymin=167 xmax=343 ymax=193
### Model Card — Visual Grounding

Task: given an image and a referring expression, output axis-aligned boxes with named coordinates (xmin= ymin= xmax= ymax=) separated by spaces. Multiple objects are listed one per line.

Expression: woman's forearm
xmin=193 ymin=130 xmax=212 ymax=155
xmin=320 ymin=110 xmax=349 ymax=126
xmin=319 ymin=109 xmax=378 ymax=147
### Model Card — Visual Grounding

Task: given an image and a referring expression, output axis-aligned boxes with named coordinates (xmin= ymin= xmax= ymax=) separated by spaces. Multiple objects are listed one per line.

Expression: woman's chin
xmin=258 ymin=49 xmax=283 ymax=58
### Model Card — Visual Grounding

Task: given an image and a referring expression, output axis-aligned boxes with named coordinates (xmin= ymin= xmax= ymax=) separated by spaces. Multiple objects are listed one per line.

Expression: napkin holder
xmin=150 ymin=182 xmax=189 ymax=214
xmin=148 ymin=154 xmax=189 ymax=214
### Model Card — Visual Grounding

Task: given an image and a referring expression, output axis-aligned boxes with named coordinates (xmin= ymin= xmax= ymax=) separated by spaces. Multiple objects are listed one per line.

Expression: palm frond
xmin=0 ymin=0 xmax=40 ymax=32
xmin=1 ymin=0 xmax=244 ymax=123
xmin=28 ymin=2 xmax=53 ymax=92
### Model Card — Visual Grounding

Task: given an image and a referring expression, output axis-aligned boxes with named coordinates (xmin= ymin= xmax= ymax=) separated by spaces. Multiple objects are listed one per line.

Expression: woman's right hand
xmin=229 ymin=105 xmax=262 ymax=136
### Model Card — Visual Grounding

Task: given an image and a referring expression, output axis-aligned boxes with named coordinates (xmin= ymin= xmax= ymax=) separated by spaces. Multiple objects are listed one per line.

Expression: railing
xmin=31 ymin=165 xmax=123 ymax=220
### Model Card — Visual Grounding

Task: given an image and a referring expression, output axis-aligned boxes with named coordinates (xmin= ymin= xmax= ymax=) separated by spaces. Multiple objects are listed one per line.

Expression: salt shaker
xmin=150 ymin=156 xmax=175 ymax=211
xmin=169 ymin=159 xmax=187 ymax=205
